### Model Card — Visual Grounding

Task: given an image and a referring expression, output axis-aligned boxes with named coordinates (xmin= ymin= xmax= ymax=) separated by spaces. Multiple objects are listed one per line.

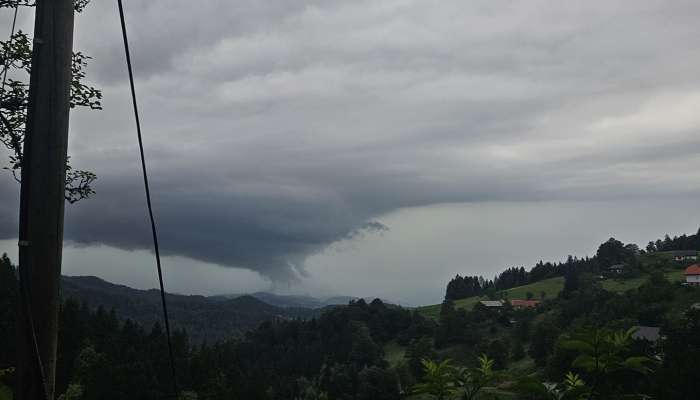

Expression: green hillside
xmin=417 ymin=276 xmax=565 ymax=319
xmin=418 ymin=269 xmax=688 ymax=319
xmin=601 ymin=269 xmax=685 ymax=292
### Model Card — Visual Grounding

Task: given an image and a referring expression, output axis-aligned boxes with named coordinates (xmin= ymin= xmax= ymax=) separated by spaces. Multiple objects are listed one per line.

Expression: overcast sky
xmin=2 ymin=0 xmax=700 ymax=305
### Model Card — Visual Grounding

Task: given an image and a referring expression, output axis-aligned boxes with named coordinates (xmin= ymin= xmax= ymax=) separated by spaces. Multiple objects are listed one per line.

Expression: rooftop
xmin=684 ymin=264 xmax=700 ymax=275
xmin=673 ymin=250 xmax=698 ymax=256
xmin=479 ymin=300 xmax=504 ymax=307
xmin=510 ymin=299 xmax=540 ymax=307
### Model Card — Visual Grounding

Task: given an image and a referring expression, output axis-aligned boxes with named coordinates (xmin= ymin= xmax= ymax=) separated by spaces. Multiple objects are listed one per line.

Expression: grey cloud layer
xmin=2 ymin=0 xmax=700 ymax=280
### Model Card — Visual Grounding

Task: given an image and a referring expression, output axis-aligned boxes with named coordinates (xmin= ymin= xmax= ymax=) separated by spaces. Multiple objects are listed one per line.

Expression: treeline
xmin=0 ymin=255 xmax=436 ymax=400
xmin=445 ymin=267 xmax=534 ymax=300
xmin=445 ymin=256 xmax=599 ymax=301
xmin=444 ymin=275 xmax=492 ymax=300
xmin=445 ymin=228 xmax=700 ymax=301
xmin=645 ymin=228 xmax=700 ymax=253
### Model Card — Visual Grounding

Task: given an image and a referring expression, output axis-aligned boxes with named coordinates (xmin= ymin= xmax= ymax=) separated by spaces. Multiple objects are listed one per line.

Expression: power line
xmin=116 ymin=0 xmax=179 ymax=396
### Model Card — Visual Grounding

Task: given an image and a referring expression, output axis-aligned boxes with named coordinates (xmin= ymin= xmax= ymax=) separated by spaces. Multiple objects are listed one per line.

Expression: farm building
xmin=510 ymin=299 xmax=540 ymax=309
xmin=673 ymin=250 xmax=698 ymax=262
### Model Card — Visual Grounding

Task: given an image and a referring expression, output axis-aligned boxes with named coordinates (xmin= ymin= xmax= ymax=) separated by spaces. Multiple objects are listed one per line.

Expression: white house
xmin=685 ymin=264 xmax=700 ymax=286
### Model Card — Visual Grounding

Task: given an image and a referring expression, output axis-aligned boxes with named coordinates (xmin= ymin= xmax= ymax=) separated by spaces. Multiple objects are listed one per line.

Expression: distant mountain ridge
xmin=213 ymin=291 xmax=361 ymax=309
xmin=60 ymin=275 xmax=320 ymax=343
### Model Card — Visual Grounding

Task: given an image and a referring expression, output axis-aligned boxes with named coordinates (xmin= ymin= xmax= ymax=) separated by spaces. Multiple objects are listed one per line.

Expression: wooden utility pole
xmin=16 ymin=0 xmax=75 ymax=399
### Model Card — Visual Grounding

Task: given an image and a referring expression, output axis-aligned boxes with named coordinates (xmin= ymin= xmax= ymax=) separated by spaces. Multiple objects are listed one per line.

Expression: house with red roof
xmin=510 ymin=299 xmax=540 ymax=309
xmin=685 ymin=264 xmax=700 ymax=286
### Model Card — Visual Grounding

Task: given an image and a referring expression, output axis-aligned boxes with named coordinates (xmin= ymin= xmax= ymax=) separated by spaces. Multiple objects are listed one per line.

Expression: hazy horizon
xmin=3 ymin=198 xmax=699 ymax=306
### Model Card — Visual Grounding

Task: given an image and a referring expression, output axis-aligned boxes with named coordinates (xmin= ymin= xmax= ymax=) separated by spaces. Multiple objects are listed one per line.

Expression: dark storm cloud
xmin=3 ymin=0 xmax=700 ymax=281
xmin=59 ymin=174 xmax=387 ymax=280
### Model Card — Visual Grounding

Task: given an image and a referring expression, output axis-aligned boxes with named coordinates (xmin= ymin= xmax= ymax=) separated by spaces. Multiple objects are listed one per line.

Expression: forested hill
xmin=212 ymin=291 xmax=361 ymax=309
xmin=3 ymin=230 xmax=700 ymax=398
xmin=61 ymin=275 xmax=319 ymax=343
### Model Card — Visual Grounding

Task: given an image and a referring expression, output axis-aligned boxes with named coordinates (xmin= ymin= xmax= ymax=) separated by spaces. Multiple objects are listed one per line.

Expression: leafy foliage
xmin=529 ymin=319 xmax=560 ymax=366
xmin=516 ymin=372 xmax=589 ymax=400
xmin=0 ymin=367 xmax=14 ymax=400
xmin=412 ymin=359 xmax=458 ymax=400
xmin=557 ymin=327 xmax=654 ymax=398
xmin=413 ymin=355 xmax=495 ymax=400
xmin=518 ymin=325 xmax=657 ymax=400
xmin=453 ymin=354 xmax=495 ymax=400
xmin=652 ymin=309 xmax=700 ymax=399
xmin=1 ymin=2 xmax=101 ymax=202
